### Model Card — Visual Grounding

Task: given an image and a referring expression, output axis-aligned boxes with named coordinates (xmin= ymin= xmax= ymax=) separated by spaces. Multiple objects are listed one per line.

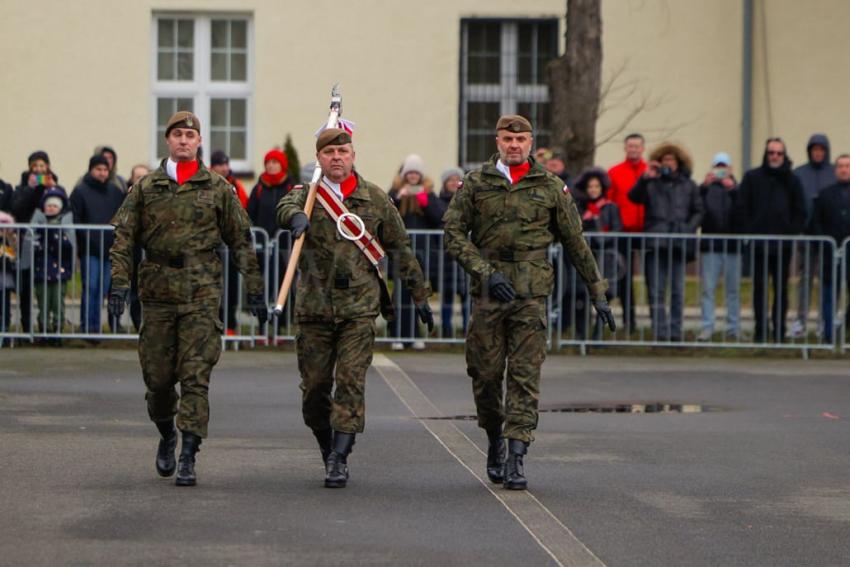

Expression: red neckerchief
xmin=582 ymin=198 xmax=610 ymax=222
xmin=340 ymin=173 xmax=358 ymax=199
xmin=509 ymin=162 xmax=531 ymax=184
xmin=260 ymin=171 xmax=287 ymax=187
xmin=176 ymin=160 xmax=199 ymax=185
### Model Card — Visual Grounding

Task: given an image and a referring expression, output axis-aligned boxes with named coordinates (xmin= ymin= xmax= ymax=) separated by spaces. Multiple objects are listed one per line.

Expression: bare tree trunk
xmin=548 ymin=0 xmax=602 ymax=178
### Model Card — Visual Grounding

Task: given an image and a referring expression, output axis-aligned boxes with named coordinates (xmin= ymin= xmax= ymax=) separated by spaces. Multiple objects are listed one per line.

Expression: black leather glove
xmin=107 ymin=287 xmax=130 ymax=319
xmin=487 ymin=272 xmax=516 ymax=303
xmin=592 ymin=294 xmax=616 ymax=332
xmin=246 ymin=293 xmax=269 ymax=325
xmin=415 ymin=301 xmax=434 ymax=333
xmin=289 ymin=212 xmax=310 ymax=239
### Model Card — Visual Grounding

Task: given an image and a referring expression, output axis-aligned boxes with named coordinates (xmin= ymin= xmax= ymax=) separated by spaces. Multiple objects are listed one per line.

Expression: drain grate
xmin=419 ymin=402 xmax=718 ymax=421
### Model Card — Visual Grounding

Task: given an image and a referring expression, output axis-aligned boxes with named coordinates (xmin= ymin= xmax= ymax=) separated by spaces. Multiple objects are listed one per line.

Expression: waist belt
xmin=491 ymin=248 xmax=549 ymax=262
xmin=146 ymin=250 xmax=218 ymax=269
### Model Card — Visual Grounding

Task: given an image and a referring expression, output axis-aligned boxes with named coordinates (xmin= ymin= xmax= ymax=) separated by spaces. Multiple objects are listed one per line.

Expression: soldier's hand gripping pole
xmin=273 ymin=84 xmax=342 ymax=317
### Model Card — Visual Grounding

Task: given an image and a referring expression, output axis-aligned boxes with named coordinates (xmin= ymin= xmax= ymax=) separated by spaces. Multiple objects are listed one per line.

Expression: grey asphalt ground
xmin=1 ymin=348 xmax=849 ymax=566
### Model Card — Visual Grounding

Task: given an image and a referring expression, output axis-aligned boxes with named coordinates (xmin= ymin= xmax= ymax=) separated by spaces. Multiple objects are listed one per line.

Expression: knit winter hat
xmin=28 ymin=150 xmax=50 ymax=166
xmin=0 ymin=211 xmax=14 ymax=224
xmin=43 ymin=196 xmax=64 ymax=213
xmin=440 ymin=167 xmax=464 ymax=185
xmin=401 ymin=154 xmax=425 ymax=177
xmin=264 ymin=149 xmax=288 ymax=172
xmin=89 ymin=154 xmax=110 ymax=171
xmin=210 ymin=150 xmax=229 ymax=166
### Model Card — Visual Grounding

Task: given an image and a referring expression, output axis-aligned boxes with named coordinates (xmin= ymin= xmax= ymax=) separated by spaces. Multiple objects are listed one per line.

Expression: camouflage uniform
xmin=277 ymin=172 xmax=430 ymax=433
xmin=110 ymin=161 xmax=263 ymax=438
xmin=443 ymin=155 xmax=607 ymax=443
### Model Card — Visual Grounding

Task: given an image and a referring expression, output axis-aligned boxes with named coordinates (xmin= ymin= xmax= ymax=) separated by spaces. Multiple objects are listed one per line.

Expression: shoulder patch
xmin=563 ymin=184 xmax=570 ymax=194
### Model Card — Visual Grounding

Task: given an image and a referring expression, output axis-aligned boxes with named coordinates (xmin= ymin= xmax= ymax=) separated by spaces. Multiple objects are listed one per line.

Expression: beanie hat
xmin=43 ymin=196 xmax=64 ymax=213
xmin=264 ymin=149 xmax=288 ymax=173
xmin=440 ymin=167 xmax=464 ymax=185
xmin=210 ymin=150 xmax=229 ymax=166
xmin=89 ymin=154 xmax=110 ymax=171
xmin=401 ymin=154 xmax=425 ymax=177
xmin=39 ymin=186 xmax=68 ymax=210
xmin=0 ymin=211 xmax=14 ymax=224
xmin=28 ymin=150 xmax=50 ymax=166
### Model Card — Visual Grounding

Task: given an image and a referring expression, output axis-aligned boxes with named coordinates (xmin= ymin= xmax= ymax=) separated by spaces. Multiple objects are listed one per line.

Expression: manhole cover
xmin=419 ymin=402 xmax=719 ymax=421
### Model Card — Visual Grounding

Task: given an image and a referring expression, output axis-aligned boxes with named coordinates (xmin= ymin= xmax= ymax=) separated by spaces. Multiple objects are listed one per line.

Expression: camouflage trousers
xmin=296 ymin=317 xmax=376 ymax=434
xmin=139 ymin=299 xmax=223 ymax=438
xmin=466 ymin=297 xmax=548 ymax=444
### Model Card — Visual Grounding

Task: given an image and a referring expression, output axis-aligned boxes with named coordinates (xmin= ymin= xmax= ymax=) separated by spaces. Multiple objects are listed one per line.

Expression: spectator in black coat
xmin=70 ymin=155 xmax=126 ymax=333
xmin=736 ymin=137 xmax=806 ymax=342
xmin=11 ymin=150 xmax=61 ymax=334
xmin=565 ymin=167 xmax=623 ymax=339
xmin=0 ymin=177 xmax=12 ymax=214
xmin=387 ymin=154 xmax=443 ymax=350
xmin=629 ymin=142 xmax=703 ymax=341
xmin=810 ymin=154 xmax=850 ymax=342
xmin=436 ymin=167 xmax=468 ymax=338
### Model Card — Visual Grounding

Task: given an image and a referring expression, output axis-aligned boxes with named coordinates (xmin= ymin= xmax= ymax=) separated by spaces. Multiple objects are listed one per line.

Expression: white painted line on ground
xmin=372 ymin=354 xmax=606 ymax=567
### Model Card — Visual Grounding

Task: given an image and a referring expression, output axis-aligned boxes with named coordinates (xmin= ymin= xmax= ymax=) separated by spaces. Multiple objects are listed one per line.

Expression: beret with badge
xmin=316 ymin=128 xmax=352 ymax=151
xmin=496 ymin=114 xmax=533 ymax=133
xmin=165 ymin=111 xmax=201 ymax=137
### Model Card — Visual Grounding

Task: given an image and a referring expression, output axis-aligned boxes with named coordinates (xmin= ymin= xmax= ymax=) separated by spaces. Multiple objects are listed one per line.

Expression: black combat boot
xmin=312 ymin=428 xmax=333 ymax=465
xmin=154 ymin=419 xmax=178 ymax=477
xmin=486 ymin=428 xmax=506 ymax=484
xmin=175 ymin=432 xmax=202 ymax=487
xmin=324 ymin=431 xmax=356 ymax=488
xmin=503 ymin=439 xmax=528 ymax=490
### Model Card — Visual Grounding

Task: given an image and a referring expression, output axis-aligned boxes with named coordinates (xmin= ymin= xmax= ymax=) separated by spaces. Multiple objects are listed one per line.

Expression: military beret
xmin=164 ymin=111 xmax=201 ymax=137
xmin=496 ymin=115 xmax=533 ymax=133
xmin=316 ymin=128 xmax=352 ymax=151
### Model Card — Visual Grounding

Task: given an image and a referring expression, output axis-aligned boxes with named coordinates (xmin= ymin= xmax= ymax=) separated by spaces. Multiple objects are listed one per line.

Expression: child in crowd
xmin=31 ymin=188 xmax=74 ymax=336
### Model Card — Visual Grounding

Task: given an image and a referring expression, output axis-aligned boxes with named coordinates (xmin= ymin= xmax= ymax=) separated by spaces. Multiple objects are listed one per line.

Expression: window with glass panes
xmin=152 ymin=14 xmax=252 ymax=170
xmin=459 ymin=19 xmax=557 ymax=169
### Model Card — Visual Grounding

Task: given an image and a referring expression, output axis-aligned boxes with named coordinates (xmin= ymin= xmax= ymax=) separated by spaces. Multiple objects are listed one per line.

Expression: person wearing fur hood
xmin=563 ymin=168 xmax=623 ymax=339
xmin=628 ymin=142 xmax=703 ymax=341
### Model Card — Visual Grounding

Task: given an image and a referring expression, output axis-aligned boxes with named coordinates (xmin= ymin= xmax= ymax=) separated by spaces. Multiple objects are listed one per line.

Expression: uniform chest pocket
xmin=473 ymin=189 xmax=505 ymax=219
xmin=518 ymin=192 xmax=552 ymax=223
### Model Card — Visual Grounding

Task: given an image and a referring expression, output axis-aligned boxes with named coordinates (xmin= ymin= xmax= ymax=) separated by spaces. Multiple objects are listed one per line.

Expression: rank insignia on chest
xmin=197 ymin=190 xmax=214 ymax=204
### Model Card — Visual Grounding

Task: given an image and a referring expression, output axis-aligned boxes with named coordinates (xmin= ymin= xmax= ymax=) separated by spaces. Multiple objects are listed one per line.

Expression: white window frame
xmin=459 ymin=19 xmax=557 ymax=170
xmin=151 ymin=12 xmax=253 ymax=172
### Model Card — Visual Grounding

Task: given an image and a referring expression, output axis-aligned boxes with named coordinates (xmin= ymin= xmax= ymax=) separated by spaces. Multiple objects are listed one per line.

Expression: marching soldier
xmin=443 ymin=115 xmax=615 ymax=490
xmin=108 ymin=111 xmax=267 ymax=487
xmin=276 ymin=128 xmax=433 ymax=488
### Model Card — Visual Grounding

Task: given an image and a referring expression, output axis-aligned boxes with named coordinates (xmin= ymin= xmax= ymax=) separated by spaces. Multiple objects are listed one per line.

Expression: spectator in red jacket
xmin=606 ymin=133 xmax=647 ymax=333
xmin=210 ymin=150 xmax=249 ymax=209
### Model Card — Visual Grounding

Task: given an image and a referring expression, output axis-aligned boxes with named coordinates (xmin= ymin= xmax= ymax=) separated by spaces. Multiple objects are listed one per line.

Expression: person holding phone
xmin=11 ymin=151 xmax=62 ymax=335
xmin=387 ymin=154 xmax=442 ymax=350
xmin=698 ymin=153 xmax=741 ymax=341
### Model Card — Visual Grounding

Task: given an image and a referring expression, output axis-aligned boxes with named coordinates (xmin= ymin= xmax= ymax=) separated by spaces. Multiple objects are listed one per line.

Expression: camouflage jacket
xmin=443 ymin=155 xmax=607 ymax=298
xmin=110 ymin=161 xmax=263 ymax=303
xmin=276 ymin=172 xmax=430 ymax=322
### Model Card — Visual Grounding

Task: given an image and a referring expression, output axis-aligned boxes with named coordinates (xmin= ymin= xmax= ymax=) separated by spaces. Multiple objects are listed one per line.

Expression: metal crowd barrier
xmin=1 ymin=224 xmax=847 ymax=356
xmin=0 ymin=224 xmax=270 ymax=348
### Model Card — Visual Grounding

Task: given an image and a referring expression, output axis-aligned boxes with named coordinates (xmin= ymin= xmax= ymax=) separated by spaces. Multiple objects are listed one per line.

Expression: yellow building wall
xmin=0 ymin=0 xmax=846 ymax=193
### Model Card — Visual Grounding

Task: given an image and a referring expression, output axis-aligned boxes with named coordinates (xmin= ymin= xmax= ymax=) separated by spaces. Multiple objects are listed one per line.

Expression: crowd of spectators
xmin=1 ymin=130 xmax=849 ymax=346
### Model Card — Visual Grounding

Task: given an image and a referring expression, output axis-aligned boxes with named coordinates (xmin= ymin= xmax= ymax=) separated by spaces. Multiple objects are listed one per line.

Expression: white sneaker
xmin=789 ymin=320 xmax=805 ymax=339
xmin=697 ymin=329 xmax=713 ymax=342
xmin=412 ymin=340 xmax=426 ymax=350
xmin=391 ymin=342 xmax=405 ymax=351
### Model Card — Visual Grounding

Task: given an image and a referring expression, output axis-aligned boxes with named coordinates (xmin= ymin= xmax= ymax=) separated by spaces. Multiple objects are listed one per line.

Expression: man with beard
xmin=443 ymin=115 xmax=614 ymax=490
